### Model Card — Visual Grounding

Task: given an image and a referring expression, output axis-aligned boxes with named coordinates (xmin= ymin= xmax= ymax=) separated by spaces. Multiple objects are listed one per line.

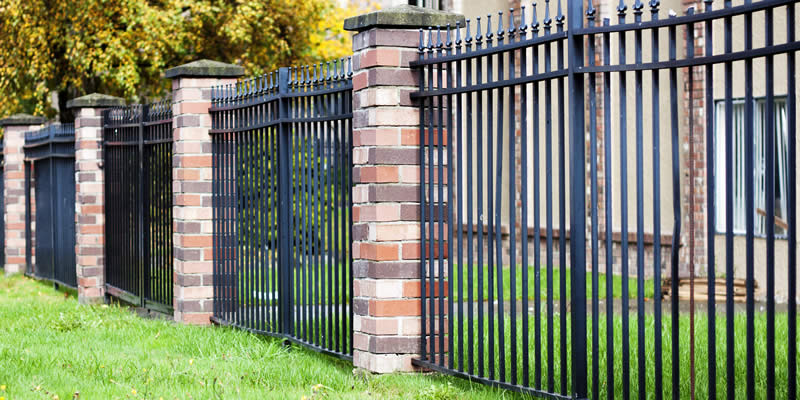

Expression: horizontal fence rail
xmin=103 ymin=100 xmax=173 ymax=313
xmin=411 ymin=0 xmax=798 ymax=398
xmin=23 ymin=123 xmax=77 ymax=288
xmin=209 ymin=61 xmax=354 ymax=358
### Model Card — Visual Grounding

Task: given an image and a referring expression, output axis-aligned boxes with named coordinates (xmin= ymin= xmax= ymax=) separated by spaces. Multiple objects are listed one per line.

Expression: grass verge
xmin=0 ymin=274 xmax=526 ymax=400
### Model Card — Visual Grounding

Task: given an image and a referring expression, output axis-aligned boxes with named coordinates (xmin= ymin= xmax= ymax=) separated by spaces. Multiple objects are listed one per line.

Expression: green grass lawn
xmin=438 ymin=309 xmax=800 ymax=400
xmin=0 ymin=274 xmax=531 ymax=400
xmin=452 ymin=265 xmax=655 ymax=302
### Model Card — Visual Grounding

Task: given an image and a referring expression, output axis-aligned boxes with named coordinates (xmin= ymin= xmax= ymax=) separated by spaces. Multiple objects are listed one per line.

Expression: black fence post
xmin=277 ymin=67 xmax=293 ymax=336
xmin=24 ymin=160 xmax=32 ymax=275
xmin=138 ymin=105 xmax=147 ymax=308
xmin=567 ymin=0 xmax=587 ymax=398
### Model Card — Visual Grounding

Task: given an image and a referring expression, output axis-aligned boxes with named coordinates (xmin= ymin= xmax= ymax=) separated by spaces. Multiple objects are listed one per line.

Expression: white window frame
xmin=714 ymin=97 xmax=789 ymax=237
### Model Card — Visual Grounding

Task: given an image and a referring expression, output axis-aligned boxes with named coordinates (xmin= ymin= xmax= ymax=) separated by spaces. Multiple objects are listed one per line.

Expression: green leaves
xmin=0 ymin=0 xmax=358 ymax=120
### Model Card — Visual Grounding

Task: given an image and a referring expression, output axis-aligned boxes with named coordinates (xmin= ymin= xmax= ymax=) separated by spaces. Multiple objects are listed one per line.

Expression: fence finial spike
xmin=497 ymin=11 xmax=504 ymax=40
xmin=465 ymin=19 xmax=473 ymax=44
xmin=445 ymin=24 xmax=452 ymax=50
xmin=455 ymin=21 xmax=462 ymax=47
xmin=427 ymin=27 xmax=434 ymax=51
xmin=650 ymin=0 xmax=660 ymax=15
xmin=556 ymin=0 xmax=565 ymax=26
xmin=520 ymin=6 xmax=528 ymax=33
xmin=532 ymin=3 xmax=540 ymax=35
xmin=347 ymin=56 xmax=353 ymax=78
xmin=633 ymin=0 xmax=644 ymax=15
xmin=436 ymin=25 xmax=443 ymax=50
xmin=475 ymin=17 xmax=483 ymax=44
xmin=419 ymin=28 xmax=425 ymax=52
xmin=587 ymin=0 xmax=597 ymax=20
xmin=618 ymin=0 xmax=628 ymax=16
xmin=543 ymin=0 xmax=552 ymax=31
xmin=339 ymin=58 xmax=345 ymax=78
xmin=486 ymin=14 xmax=493 ymax=42
xmin=508 ymin=9 xmax=516 ymax=37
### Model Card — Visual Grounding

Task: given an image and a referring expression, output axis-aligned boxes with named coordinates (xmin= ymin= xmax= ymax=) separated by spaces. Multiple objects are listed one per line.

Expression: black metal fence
xmin=23 ymin=123 xmax=77 ymax=287
xmin=209 ymin=62 xmax=354 ymax=358
xmin=102 ymin=100 xmax=173 ymax=313
xmin=412 ymin=0 xmax=797 ymax=398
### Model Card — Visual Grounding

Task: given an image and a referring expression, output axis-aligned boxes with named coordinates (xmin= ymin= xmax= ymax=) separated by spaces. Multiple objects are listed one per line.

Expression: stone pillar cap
xmin=344 ymin=5 xmax=465 ymax=32
xmin=0 ymin=113 xmax=47 ymax=127
xmin=66 ymin=93 xmax=126 ymax=109
xmin=164 ymin=59 xmax=246 ymax=79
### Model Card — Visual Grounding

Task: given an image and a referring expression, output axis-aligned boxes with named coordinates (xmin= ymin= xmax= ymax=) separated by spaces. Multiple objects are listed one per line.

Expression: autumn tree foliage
xmin=0 ymin=0 xmax=360 ymax=120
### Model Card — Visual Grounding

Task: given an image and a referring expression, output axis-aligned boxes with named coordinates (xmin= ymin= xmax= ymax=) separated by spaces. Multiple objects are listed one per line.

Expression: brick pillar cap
xmin=343 ymin=5 xmax=465 ymax=32
xmin=66 ymin=93 xmax=125 ymax=110
xmin=164 ymin=59 xmax=246 ymax=79
xmin=0 ymin=113 xmax=46 ymax=126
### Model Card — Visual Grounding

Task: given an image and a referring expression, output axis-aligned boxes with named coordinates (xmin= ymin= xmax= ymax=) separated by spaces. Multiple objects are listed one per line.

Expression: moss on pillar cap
xmin=0 ymin=113 xmax=47 ymax=126
xmin=66 ymin=93 xmax=125 ymax=109
xmin=164 ymin=59 xmax=246 ymax=79
xmin=344 ymin=5 xmax=465 ymax=32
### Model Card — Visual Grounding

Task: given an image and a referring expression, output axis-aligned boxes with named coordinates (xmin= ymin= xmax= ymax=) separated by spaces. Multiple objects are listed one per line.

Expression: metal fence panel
xmin=411 ymin=0 xmax=798 ymax=398
xmin=209 ymin=62 xmax=354 ymax=359
xmin=103 ymin=101 xmax=173 ymax=312
xmin=23 ymin=123 xmax=77 ymax=288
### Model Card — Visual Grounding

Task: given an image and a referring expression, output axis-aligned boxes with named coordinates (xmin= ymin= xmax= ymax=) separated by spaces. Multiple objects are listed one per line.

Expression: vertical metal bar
xmin=764 ymin=6 xmax=776 ymax=400
xmin=603 ymin=17 xmax=615 ymax=400
xmin=493 ymin=13 xmax=506 ymax=382
xmin=278 ymin=67 xmax=293 ymax=335
xmin=586 ymin=3 xmax=599 ymax=398
xmin=464 ymin=22 xmax=475 ymax=376
xmin=668 ymin=18 xmax=681 ymax=400
xmin=418 ymin=31 xmax=428 ymax=362
xmin=326 ymin=63 xmax=334 ymax=350
xmin=744 ymin=3 xmax=755 ymax=398
xmin=24 ymin=161 xmax=31 ymax=274
xmin=567 ymin=0 xmax=586 ymax=396
xmin=139 ymin=105 xmax=147 ymax=308
xmin=787 ymin=6 xmax=797 ymax=400
xmin=455 ymin=22 xmax=464 ymax=374
xmin=543 ymin=5 xmax=555 ymax=391
xmin=484 ymin=17 xmax=496 ymax=379
xmin=532 ymin=9 xmax=542 ymax=389
xmin=436 ymin=27 xmax=446 ymax=368
xmin=474 ymin=21 xmax=485 ymax=377
xmin=616 ymin=3 xmax=631 ymax=398
xmin=446 ymin=27 xmax=455 ymax=372
xmin=632 ymin=3 xmax=646 ymax=397
xmin=507 ymin=11 xmax=518 ymax=385
xmin=700 ymin=1 xmax=717 ymax=398
xmin=686 ymin=11 xmax=697 ymax=398
xmin=556 ymin=5 xmax=568 ymax=392
xmin=722 ymin=0 xmax=735 ymax=397
xmin=650 ymin=3 xmax=663 ymax=399
xmin=518 ymin=8 xmax=530 ymax=387
xmin=427 ymin=28 xmax=437 ymax=367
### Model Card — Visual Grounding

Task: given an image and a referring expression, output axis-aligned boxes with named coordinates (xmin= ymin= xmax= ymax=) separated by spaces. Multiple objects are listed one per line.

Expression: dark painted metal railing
xmin=102 ymin=100 xmax=173 ymax=313
xmin=411 ymin=0 xmax=797 ymax=398
xmin=23 ymin=123 xmax=77 ymax=288
xmin=209 ymin=61 xmax=354 ymax=359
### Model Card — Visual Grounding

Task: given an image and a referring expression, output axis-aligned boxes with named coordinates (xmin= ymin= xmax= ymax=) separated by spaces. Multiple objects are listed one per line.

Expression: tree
xmin=0 ymin=0 xmax=361 ymax=121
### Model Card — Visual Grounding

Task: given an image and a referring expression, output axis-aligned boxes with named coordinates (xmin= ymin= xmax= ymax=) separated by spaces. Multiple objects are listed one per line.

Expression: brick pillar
xmin=165 ymin=60 xmax=244 ymax=324
xmin=1 ymin=114 xmax=46 ymax=274
xmin=66 ymin=93 xmax=125 ymax=303
xmin=344 ymin=6 xmax=464 ymax=373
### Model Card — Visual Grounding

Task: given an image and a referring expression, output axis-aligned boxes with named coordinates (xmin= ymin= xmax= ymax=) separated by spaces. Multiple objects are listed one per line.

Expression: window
xmin=408 ymin=0 xmax=442 ymax=9
xmin=714 ymin=97 xmax=789 ymax=236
